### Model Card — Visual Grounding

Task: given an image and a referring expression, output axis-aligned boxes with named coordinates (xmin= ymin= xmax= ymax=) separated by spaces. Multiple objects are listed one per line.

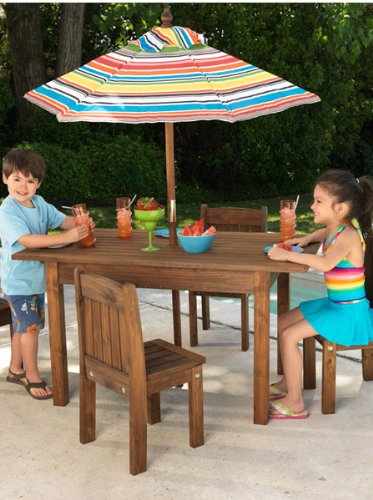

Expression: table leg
xmin=277 ymin=273 xmax=290 ymax=375
xmin=46 ymin=262 xmax=69 ymax=406
xmin=172 ymin=290 xmax=182 ymax=346
xmin=254 ymin=271 xmax=270 ymax=424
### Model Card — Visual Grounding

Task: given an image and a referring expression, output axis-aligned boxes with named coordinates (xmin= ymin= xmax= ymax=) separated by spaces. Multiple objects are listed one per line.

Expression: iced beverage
xmin=72 ymin=203 xmax=96 ymax=248
xmin=116 ymin=197 xmax=132 ymax=238
xmin=280 ymin=200 xmax=296 ymax=242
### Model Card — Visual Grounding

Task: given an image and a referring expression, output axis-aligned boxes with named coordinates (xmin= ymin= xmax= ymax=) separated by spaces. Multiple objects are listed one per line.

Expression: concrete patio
xmin=1 ymin=273 xmax=372 ymax=499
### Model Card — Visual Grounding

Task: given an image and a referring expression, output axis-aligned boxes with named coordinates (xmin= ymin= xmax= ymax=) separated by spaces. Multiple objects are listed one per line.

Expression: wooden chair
xmin=0 ymin=297 xmax=13 ymax=340
xmin=303 ymin=232 xmax=373 ymax=414
xmin=189 ymin=204 xmax=268 ymax=351
xmin=74 ymin=269 xmax=206 ymax=475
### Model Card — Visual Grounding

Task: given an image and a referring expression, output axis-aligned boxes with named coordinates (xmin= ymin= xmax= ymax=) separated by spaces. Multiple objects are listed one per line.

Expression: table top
xmin=13 ymin=229 xmax=319 ymax=274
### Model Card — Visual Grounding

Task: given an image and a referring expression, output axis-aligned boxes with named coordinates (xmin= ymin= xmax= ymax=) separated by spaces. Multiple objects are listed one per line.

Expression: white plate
xmin=48 ymin=243 xmax=71 ymax=249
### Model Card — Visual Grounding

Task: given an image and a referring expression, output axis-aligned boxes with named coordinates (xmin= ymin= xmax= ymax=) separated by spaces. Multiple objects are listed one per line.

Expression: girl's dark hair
xmin=2 ymin=148 xmax=46 ymax=182
xmin=316 ymin=169 xmax=373 ymax=236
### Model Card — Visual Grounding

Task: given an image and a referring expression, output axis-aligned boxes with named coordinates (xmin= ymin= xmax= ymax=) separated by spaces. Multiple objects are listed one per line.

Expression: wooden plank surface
xmin=13 ymin=229 xmax=318 ymax=273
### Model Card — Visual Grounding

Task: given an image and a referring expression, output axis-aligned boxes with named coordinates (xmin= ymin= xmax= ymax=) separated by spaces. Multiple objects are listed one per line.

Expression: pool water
xmin=215 ymin=271 xmax=326 ymax=315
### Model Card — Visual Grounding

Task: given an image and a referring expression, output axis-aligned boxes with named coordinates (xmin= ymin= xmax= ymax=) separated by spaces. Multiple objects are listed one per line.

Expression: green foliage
xmin=0 ymin=3 xmax=372 ymax=203
xmin=79 ymin=133 xmax=166 ymax=206
xmin=4 ymin=142 xmax=92 ymax=205
xmin=0 ymin=134 xmax=166 ymax=207
xmin=0 ymin=76 xmax=16 ymax=149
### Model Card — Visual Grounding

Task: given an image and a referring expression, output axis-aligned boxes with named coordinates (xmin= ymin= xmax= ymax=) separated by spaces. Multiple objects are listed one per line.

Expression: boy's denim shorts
xmin=3 ymin=294 xmax=45 ymax=334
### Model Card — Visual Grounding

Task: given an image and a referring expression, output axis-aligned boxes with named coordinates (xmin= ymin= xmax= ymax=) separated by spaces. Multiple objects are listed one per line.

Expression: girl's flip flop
xmin=269 ymin=401 xmax=310 ymax=420
xmin=269 ymin=383 xmax=287 ymax=401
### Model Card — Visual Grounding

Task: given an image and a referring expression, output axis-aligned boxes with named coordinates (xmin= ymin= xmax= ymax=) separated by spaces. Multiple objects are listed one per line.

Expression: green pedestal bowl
xmin=134 ymin=208 xmax=165 ymax=252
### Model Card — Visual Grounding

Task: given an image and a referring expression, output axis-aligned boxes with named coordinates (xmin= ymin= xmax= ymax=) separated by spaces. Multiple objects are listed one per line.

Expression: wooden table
xmin=14 ymin=229 xmax=318 ymax=424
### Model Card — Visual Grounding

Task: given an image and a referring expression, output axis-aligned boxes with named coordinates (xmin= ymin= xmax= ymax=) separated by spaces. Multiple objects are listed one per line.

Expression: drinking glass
xmin=134 ymin=208 xmax=165 ymax=252
xmin=116 ymin=197 xmax=132 ymax=238
xmin=279 ymin=200 xmax=296 ymax=242
xmin=71 ymin=203 xmax=96 ymax=248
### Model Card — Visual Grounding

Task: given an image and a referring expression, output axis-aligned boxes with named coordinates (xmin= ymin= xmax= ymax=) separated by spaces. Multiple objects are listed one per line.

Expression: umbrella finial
xmin=161 ymin=7 xmax=173 ymax=28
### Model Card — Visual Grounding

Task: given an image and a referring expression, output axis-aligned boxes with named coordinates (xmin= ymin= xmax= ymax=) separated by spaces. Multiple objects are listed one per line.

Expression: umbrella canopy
xmin=25 ymin=28 xmax=320 ymax=124
xmin=24 ymin=9 xmax=320 ymax=244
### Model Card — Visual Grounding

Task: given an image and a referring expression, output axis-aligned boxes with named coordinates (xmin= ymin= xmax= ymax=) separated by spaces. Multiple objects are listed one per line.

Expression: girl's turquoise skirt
xmin=300 ymin=297 xmax=373 ymax=346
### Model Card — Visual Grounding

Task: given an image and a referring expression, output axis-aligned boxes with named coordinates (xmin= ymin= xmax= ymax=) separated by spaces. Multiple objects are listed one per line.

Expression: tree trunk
xmin=4 ymin=3 xmax=46 ymax=129
xmin=57 ymin=4 xmax=85 ymax=77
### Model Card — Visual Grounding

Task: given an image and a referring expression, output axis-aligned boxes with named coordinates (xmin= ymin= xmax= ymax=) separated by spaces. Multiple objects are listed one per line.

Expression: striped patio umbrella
xmin=24 ymin=8 xmax=320 ymax=245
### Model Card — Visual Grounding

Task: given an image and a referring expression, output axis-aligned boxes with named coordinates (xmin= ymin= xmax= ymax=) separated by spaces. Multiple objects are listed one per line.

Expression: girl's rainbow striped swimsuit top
xmin=323 ymin=220 xmax=366 ymax=304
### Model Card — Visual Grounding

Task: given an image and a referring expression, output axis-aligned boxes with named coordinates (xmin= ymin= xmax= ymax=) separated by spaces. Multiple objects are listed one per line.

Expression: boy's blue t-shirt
xmin=0 ymin=194 xmax=66 ymax=295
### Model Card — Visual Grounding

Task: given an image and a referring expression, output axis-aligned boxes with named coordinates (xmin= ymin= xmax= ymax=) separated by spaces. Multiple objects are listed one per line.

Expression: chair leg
xmin=240 ymin=294 xmax=249 ymax=351
xmin=10 ymin=322 xmax=14 ymax=341
xmin=277 ymin=336 xmax=283 ymax=375
xmin=80 ymin=373 xmax=96 ymax=444
xmin=201 ymin=295 xmax=210 ymax=330
xmin=147 ymin=393 xmax=161 ymax=424
xmin=189 ymin=292 xmax=198 ymax=347
xmin=362 ymin=349 xmax=373 ymax=381
xmin=321 ymin=340 xmax=337 ymax=414
xmin=129 ymin=396 xmax=147 ymax=475
xmin=303 ymin=337 xmax=316 ymax=389
xmin=188 ymin=366 xmax=204 ymax=448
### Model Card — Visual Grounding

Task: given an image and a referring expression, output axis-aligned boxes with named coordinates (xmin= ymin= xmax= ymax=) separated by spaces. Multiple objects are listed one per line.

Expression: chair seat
xmin=145 ymin=339 xmax=206 ymax=393
xmin=315 ymin=334 xmax=373 ymax=352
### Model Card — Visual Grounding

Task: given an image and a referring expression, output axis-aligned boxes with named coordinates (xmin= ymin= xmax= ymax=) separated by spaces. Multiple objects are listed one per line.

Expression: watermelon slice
xmin=203 ymin=226 xmax=217 ymax=236
xmin=274 ymin=243 xmax=292 ymax=251
xmin=181 ymin=224 xmax=193 ymax=236
xmin=191 ymin=218 xmax=204 ymax=234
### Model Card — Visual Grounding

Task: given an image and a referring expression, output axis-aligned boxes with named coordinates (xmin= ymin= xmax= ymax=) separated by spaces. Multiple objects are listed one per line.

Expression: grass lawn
xmin=89 ymin=193 xmax=317 ymax=234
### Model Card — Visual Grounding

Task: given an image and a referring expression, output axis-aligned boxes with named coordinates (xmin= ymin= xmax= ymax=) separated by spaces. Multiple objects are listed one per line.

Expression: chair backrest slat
xmin=109 ymin=307 xmax=122 ymax=370
xmin=201 ymin=205 xmax=268 ymax=233
xmin=83 ymin=297 xmax=95 ymax=357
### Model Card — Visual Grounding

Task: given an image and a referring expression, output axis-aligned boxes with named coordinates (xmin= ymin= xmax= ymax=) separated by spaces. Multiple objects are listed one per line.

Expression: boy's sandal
xmin=25 ymin=379 xmax=53 ymax=400
xmin=6 ymin=370 xmax=27 ymax=387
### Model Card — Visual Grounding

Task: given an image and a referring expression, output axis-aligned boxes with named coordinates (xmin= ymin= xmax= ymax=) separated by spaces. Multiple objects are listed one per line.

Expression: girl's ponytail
xmin=358 ymin=176 xmax=373 ymax=237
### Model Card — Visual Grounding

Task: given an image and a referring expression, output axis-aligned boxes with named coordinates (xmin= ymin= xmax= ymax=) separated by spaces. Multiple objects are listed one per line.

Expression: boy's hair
xmin=316 ymin=169 xmax=373 ymax=235
xmin=2 ymin=148 xmax=46 ymax=182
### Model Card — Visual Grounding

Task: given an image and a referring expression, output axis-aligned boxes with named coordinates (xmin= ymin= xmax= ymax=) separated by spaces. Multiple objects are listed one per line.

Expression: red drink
xmin=72 ymin=203 xmax=96 ymax=248
xmin=280 ymin=200 xmax=296 ymax=242
xmin=116 ymin=197 xmax=132 ymax=238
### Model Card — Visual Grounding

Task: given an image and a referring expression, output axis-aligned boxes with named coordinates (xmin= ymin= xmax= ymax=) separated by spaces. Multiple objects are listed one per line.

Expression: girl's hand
xmin=284 ymin=235 xmax=310 ymax=247
xmin=267 ymin=247 xmax=290 ymax=261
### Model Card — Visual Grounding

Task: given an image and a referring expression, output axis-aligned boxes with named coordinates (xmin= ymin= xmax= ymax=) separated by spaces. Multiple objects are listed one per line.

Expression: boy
xmin=0 ymin=148 xmax=91 ymax=399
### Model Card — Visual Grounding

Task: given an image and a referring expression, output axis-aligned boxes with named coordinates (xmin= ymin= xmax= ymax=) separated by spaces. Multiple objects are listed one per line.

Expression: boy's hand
xmin=64 ymin=225 xmax=90 ymax=243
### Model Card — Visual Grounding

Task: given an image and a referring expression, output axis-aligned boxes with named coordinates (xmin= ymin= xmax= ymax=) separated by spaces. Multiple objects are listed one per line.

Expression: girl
xmin=267 ymin=170 xmax=373 ymax=419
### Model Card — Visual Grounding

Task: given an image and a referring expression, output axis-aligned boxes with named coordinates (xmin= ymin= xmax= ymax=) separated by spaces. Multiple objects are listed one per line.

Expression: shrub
xmin=79 ymin=133 xmax=167 ymax=206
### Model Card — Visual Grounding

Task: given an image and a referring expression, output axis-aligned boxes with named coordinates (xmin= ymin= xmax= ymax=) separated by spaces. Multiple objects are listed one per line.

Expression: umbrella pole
xmin=165 ymin=122 xmax=177 ymax=247
xmin=165 ymin=121 xmax=182 ymax=346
